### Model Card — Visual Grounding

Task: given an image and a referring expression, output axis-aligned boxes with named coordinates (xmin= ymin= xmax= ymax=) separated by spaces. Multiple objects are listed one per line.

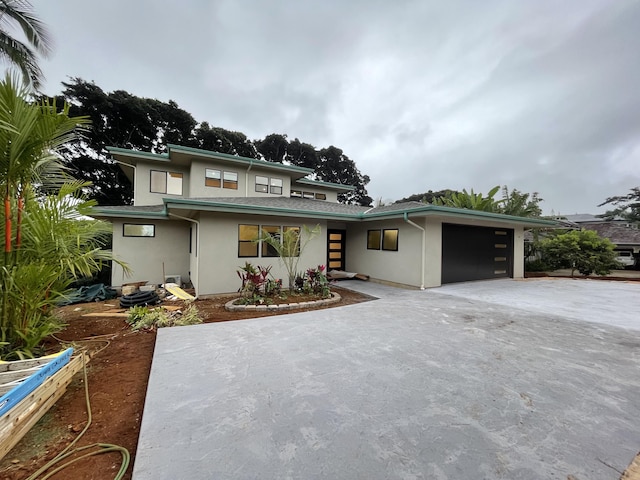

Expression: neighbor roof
xmin=580 ymin=222 xmax=640 ymax=246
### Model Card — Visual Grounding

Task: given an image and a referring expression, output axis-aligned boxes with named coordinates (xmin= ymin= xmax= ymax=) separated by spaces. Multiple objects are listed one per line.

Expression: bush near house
xmin=538 ymin=229 xmax=619 ymax=277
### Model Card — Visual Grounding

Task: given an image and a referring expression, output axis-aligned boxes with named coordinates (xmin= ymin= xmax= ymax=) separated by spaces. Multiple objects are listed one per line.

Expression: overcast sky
xmin=29 ymin=0 xmax=640 ymax=213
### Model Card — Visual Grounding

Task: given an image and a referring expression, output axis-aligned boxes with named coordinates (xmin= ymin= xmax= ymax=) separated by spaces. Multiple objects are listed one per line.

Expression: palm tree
xmin=0 ymin=0 xmax=51 ymax=89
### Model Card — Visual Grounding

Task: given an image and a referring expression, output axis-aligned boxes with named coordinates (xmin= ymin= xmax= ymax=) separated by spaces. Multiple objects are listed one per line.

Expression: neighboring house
xmin=92 ymin=144 xmax=556 ymax=296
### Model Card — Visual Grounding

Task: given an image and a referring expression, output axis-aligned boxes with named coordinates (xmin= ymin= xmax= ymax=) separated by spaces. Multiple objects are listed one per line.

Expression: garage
xmin=441 ymin=223 xmax=514 ymax=284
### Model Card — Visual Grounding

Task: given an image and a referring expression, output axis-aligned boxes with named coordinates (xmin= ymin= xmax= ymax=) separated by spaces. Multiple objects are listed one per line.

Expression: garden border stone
xmin=225 ymin=292 xmax=341 ymax=312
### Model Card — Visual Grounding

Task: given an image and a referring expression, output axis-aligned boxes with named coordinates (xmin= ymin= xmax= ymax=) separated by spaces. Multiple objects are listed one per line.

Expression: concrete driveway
xmin=133 ymin=279 xmax=640 ymax=479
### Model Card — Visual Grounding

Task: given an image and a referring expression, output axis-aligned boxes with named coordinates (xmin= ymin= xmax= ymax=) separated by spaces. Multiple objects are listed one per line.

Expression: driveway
xmin=133 ymin=279 xmax=640 ymax=479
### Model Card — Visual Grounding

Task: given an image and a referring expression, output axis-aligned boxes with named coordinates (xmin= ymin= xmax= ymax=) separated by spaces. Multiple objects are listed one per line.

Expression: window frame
xmin=237 ymin=224 xmax=301 ymax=258
xmin=270 ymin=177 xmax=283 ymax=195
xmin=367 ymin=230 xmax=381 ymax=250
xmin=382 ymin=229 xmax=399 ymax=251
xmin=223 ymin=171 xmax=239 ymax=190
xmin=205 ymin=168 xmax=221 ymax=188
xmin=150 ymin=170 xmax=183 ymax=195
xmin=238 ymin=224 xmax=260 ymax=257
xmin=123 ymin=223 xmax=156 ymax=237
xmin=255 ymin=175 xmax=269 ymax=193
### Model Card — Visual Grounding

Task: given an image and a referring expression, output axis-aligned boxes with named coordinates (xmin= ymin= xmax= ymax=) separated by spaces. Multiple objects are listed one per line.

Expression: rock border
xmin=225 ymin=292 xmax=341 ymax=312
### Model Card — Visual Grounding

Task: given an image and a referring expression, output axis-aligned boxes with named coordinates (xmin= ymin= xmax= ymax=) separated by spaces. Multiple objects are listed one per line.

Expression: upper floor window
xmin=223 ymin=171 xmax=238 ymax=189
xmin=150 ymin=170 xmax=183 ymax=195
xmin=270 ymin=178 xmax=283 ymax=195
xmin=255 ymin=176 xmax=283 ymax=195
xmin=255 ymin=176 xmax=269 ymax=193
xmin=205 ymin=169 xmax=221 ymax=187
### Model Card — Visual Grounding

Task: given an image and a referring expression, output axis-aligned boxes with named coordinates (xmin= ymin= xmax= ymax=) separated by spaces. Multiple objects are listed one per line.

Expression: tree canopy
xmin=396 ymin=185 xmax=543 ymax=217
xmin=598 ymin=187 xmax=640 ymax=223
xmin=53 ymin=79 xmax=372 ymax=206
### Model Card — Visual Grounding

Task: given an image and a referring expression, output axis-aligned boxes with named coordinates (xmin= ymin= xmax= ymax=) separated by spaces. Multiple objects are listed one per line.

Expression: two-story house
xmin=92 ymin=144 xmax=556 ymax=296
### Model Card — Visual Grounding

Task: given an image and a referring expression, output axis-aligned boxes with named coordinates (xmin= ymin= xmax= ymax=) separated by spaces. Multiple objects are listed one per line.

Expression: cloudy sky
xmin=29 ymin=0 xmax=640 ymax=213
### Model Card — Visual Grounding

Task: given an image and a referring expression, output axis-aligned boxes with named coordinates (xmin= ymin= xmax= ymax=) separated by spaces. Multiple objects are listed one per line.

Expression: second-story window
xmin=255 ymin=176 xmax=269 ymax=193
xmin=150 ymin=170 xmax=183 ymax=195
xmin=223 ymin=171 xmax=238 ymax=189
xmin=270 ymin=178 xmax=283 ymax=195
xmin=205 ymin=169 xmax=221 ymax=187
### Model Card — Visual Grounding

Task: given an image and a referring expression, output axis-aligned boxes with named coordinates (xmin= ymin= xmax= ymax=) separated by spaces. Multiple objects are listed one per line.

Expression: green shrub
xmin=127 ymin=304 xmax=203 ymax=331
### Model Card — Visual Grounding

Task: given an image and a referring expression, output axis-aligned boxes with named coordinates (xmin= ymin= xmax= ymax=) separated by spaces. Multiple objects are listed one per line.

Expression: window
xmin=367 ymin=230 xmax=381 ymax=250
xmin=382 ymin=229 xmax=399 ymax=251
xmin=255 ymin=176 xmax=269 ymax=193
xmin=303 ymin=191 xmax=314 ymax=199
xmin=291 ymin=190 xmax=302 ymax=197
xmin=315 ymin=193 xmax=326 ymax=200
xmin=150 ymin=170 xmax=183 ymax=195
xmin=367 ymin=229 xmax=399 ymax=251
xmin=238 ymin=225 xmax=259 ymax=257
xmin=261 ymin=225 xmax=281 ymax=257
xmin=238 ymin=225 xmax=300 ymax=258
xmin=223 ymin=171 xmax=238 ymax=189
xmin=270 ymin=178 xmax=283 ymax=195
xmin=123 ymin=224 xmax=155 ymax=237
xmin=205 ymin=169 xmax=221 ymax=187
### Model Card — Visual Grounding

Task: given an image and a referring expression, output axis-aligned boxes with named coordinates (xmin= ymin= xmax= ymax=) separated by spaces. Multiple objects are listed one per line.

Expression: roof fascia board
xmin=166 ymin=144 xmax=313 ymax=175
xmin=106 ymin=146 xmax=169 ymax=162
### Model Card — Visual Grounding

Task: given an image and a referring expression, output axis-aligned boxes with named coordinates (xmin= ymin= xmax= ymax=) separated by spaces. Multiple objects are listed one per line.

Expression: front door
xmin=327 ymin=230 xmax=346 ymax=271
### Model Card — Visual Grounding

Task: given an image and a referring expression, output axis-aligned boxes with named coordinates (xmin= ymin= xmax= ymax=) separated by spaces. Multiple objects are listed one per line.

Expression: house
xmin=92 ymin=144 xmax=557 ymax=296
xmin=560 ymin=214 xmax=640 ymax=268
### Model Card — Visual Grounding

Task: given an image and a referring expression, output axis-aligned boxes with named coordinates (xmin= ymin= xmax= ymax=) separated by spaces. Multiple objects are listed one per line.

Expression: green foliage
xmin=433 ymin=186 xmax=503 ymax=212
xmin=598 ymin=187 xmax=640 ymax=224
xmin=500 ymin=187 xmax=543 ymax=217
xmin=258 ymin=224 xmax=321 ymax=291
xmin=236 ymin=262 xmax=282 ymax=304
xmin=539 ymin=229 xmax=619 ymax=277
xmin=0 ymin=0 xmax=52 ymax=89
xmin=126 ymin=304 xmax=203 ymax=331
xmin=294 ymin=265 xmax=330 ymax=298
xmin=524 ymin=258 xmax=551 ymax=272
xmin=0 ymin=76 xmax=126 ymax=359
xmin=395 ymin=189 xmax=458 ymax=204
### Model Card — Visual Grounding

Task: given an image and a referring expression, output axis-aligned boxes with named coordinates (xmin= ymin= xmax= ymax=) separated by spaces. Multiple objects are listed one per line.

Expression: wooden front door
xmin=327 ymin=230 xmax=346 ymax=271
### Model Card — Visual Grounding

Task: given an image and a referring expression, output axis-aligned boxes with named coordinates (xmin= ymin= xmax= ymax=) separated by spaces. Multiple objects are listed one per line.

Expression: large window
xmin=223 ymin=171 xmax=238 ymax=189
xmin=150 ymin=170 xmax=183 ymax=195
xmin=238 ymin=225 xmax=300 ymax=258
xmin=238 ymin=224 xmax=259 ymax=257
xmin=367 ymin=229 xmax=399 ymax=251
xmin=123 ymin=224 xmax=155 ymax=237
xmin=255 ymin=176 xmax=283 ymax=195
xmin=205 ymin=169 xmax=221 ymax=187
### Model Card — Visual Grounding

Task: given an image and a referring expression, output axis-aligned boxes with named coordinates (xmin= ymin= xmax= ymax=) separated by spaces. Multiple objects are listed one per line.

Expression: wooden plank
xmin=0 ymin=354 xmax=85 ymax=449
xmin=622 ymin=452 xmax=640 ymax=480
xmin=161 ymin=305 xmax=183 ymax=312
xmin=81 ymin=312 xmax=130 ymax=318
xmin=0 ymin=350 xmax=70 ymax=372
xmin=165 ymin=284 xmax=195 ymax=301
xmin=0 ymin=349 xmax=73 ymax=417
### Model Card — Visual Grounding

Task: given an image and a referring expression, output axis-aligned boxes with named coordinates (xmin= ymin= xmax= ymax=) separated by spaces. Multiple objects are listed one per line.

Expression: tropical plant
xmin=258 ymin=224 xmax=321 ymax=291
xmin=433 ymin=186 xmax=503 ymax=212
xmin=500 ymin=186 xmax=543 ymax=217
xmin=0 ymin=0 xmax=52 ymax=89
xmin=0 ymin=75 xmax=127 ymax=359
xmin=236 ymin=262 xmax=283 ymax=304
xmin=295 ymin=265 xmax=330 ymax=298
xmin=538 ymin=229 xmax=619 ymax=277
xmin=126 ymin=304 xmax=203 ymax=331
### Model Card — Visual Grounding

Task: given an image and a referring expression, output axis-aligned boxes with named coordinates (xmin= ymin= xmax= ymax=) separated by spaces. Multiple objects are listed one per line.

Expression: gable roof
xmin=93 ymin=197 xmax=557 ymax=227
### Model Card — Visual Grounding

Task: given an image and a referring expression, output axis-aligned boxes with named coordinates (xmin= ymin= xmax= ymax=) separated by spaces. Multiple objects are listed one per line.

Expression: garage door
xmin=442 ymin=224 xmax=514 ymax=284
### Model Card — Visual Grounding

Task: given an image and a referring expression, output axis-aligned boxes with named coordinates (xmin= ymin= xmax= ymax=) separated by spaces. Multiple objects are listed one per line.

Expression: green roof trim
xmin=166 ymin=144 xmax=314 ymax=175
xmin=90 ymin=207 xmax=168 ymax=219
xmin=295 ymin=178 xmax=356 ymax=191
xmin=106 ymin=146 xmax=169 ymax=161
xmin=366 ymin=204 xmax=558 ymax=226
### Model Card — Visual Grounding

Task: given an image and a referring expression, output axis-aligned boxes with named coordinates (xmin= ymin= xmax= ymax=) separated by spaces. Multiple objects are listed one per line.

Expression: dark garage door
xmin=442 ymin=223 xmax=514 ymax=284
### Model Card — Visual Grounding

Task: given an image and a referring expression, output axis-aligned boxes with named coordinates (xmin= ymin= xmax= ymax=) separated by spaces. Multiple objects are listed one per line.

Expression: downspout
xmin=245 ymin=159 xmax=253 ymax=196
xmin=403 ymin=212 xmax=426 ymax=290
xmin=168 ymin=213 xmax=200 ymax=298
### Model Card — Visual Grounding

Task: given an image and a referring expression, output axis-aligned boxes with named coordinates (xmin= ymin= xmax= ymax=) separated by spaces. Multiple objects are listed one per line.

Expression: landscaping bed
xmin=0 ymin=285 xmax=372 ymax=480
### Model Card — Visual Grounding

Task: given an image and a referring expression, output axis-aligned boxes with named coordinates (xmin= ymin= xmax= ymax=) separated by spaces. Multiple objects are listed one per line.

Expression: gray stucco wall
xmin=346 ymin=219 xmax=424 ymax=288
xmin=111 ymin=219 xmax=191 ymax=287
xmin=196 ymin=213 xmax=328 ymax=295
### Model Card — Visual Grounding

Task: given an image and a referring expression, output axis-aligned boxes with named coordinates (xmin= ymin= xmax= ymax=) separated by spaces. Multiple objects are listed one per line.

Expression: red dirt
xmin=0 ymin=285 xmax=373 ymax=480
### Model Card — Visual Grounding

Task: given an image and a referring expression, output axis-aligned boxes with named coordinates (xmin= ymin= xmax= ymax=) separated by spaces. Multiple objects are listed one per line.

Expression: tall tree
xmin=433 ymin=186 xmax=503 ymax=212
xmin=395 ymin=189 xmax=458 ymax=204
xmin=195 ymin=122 xmax=257 ymax=158
xmin=0 ymin=0 xmax=51 ymax=89
xmin=598 ymin=187 xmax=640 ymax=223
xmin=286 ymin=138 xmax=318 ymax=170
xmin=316 ymin=146 xmax=372 ymax=205
xmin=255 ymin=133 xmax=288 ymax=163
xmin=57 ymin=78 xmax=198 ymax=205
